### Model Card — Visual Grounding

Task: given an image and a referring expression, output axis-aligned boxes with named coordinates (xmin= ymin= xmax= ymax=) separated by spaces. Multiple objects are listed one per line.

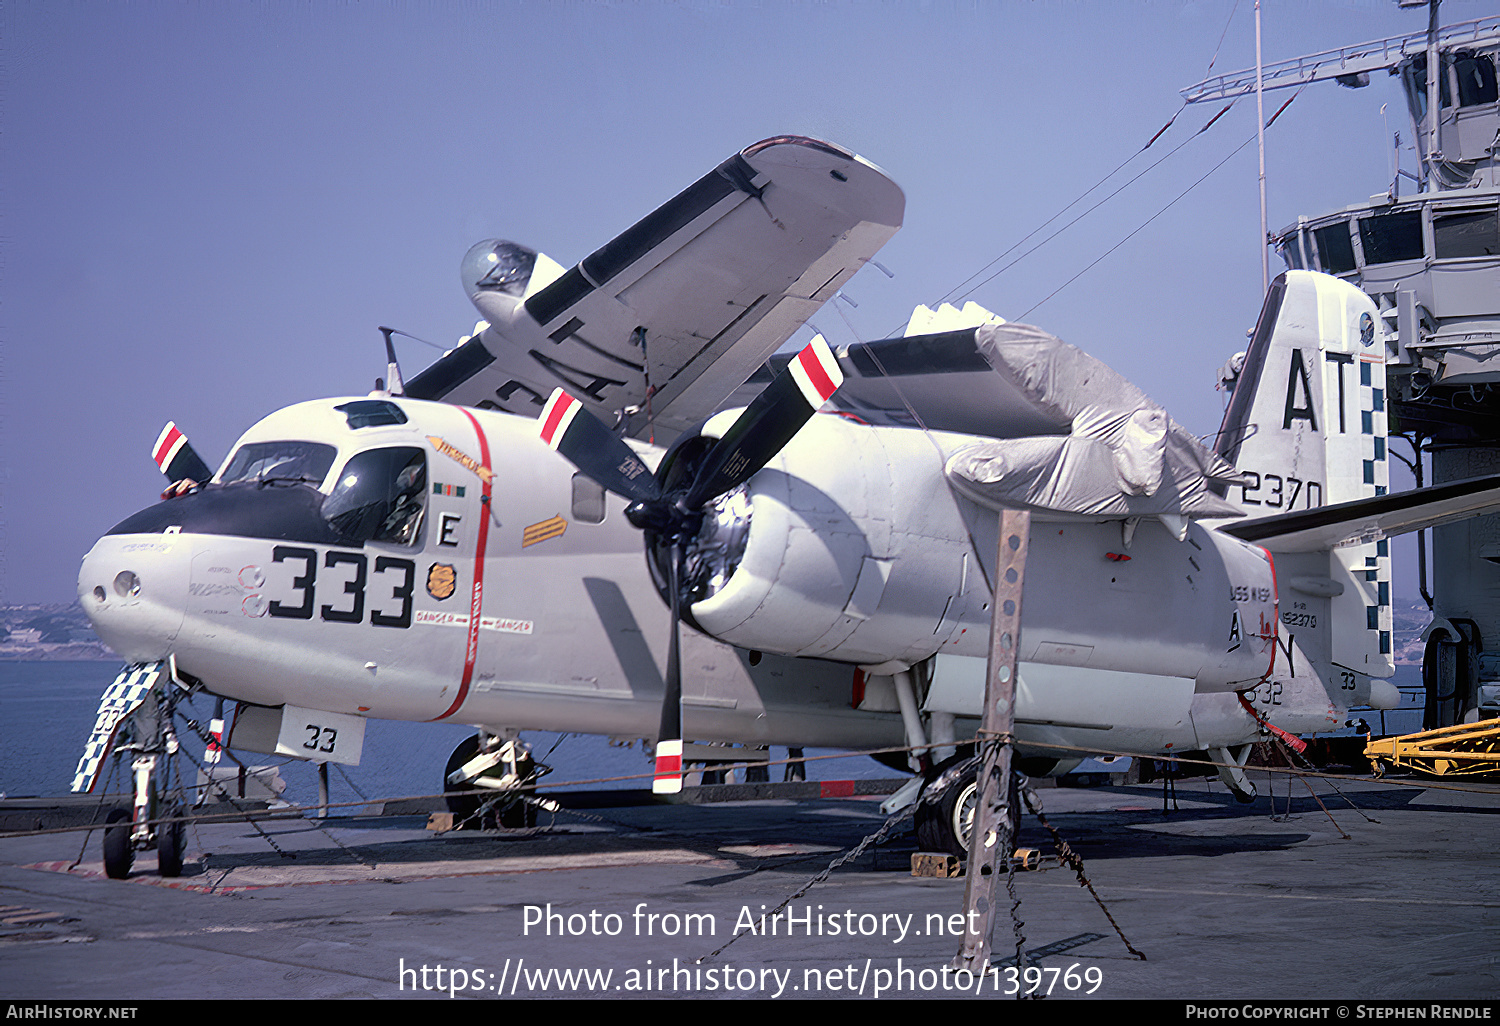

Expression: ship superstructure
xmin=1185 ymin=4 xmax=1500 ymax=728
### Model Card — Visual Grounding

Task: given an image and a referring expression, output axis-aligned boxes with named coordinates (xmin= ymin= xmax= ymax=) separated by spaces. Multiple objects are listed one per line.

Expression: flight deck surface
xmin=2 ymin=778 xmax=1497 ymax=1001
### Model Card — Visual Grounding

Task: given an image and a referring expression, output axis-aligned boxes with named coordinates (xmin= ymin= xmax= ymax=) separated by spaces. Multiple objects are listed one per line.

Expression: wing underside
xmin=408 ymin=137 xmax=904 ymax=441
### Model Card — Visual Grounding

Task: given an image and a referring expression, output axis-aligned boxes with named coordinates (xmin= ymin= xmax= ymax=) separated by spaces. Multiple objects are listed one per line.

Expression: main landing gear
xmin=912 ymin=753 xmax=981 ymax=858
xmin=443 ymin=733 xmax=545 ymax=830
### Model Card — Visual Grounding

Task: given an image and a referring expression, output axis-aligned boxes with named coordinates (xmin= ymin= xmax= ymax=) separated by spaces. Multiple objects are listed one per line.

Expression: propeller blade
xmin=539 ymin=339 xmax=841 ymax=798
xmin=683 ymin=336 xmax=842 ymax=508
xmin=653 ymin=542 xmax=685 ymax=795
xmin=538 ymin=389 xmax=662 ymax=505
xmin=151 ymin=422 xmax=214 ymax=485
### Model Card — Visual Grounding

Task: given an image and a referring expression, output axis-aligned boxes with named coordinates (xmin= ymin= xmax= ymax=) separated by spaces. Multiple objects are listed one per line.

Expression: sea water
xmin=0 ymin=661 xmax=893 ymax=805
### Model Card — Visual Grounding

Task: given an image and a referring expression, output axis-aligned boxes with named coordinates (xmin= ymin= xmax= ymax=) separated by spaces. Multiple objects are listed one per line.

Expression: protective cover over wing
xmin=407 ymin=137 xmax=903 ymax=441
xmin=944 ymin=324 xmax=1244 ymax=522
xmin=727 ymin=321 xmax=1242 ymax=523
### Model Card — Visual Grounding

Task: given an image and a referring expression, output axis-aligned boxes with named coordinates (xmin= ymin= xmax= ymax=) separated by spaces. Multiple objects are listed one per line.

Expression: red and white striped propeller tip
xmin=652 ymin=739 xmax=683 ymax=795
xmin=538 ymin=389 xmax=582 ymax=450
xmin=788 ymin=335 xmax=843 ymax=409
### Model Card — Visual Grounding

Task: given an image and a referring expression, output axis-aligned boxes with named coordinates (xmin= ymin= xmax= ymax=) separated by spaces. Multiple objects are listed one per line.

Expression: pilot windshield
xmin=220 ymin=441 xmax=337 ymax=487
xmin=321 ymin=447 xmax=426 ymax=545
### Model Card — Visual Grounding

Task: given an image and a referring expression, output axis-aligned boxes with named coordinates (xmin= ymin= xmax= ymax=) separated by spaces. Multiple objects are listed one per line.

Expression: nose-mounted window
xmin=321 ymin=447 xmax=427 ymax=545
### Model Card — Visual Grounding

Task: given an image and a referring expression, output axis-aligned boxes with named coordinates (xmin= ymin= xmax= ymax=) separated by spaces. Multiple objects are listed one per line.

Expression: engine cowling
xmin=663 ymin=410 xmax=1281 ymax=693
xmin=675 ymin=413 xmax=982 ymax=667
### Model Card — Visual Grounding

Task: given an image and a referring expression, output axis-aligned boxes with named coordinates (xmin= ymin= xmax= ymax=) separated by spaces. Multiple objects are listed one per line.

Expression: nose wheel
xmin=157 ymin=803 xmax=187 ymax=877
xmin=78 ymin=662 xmax=192 ymax=879
xmin=102 ymin=808 xmax=133 ymax=879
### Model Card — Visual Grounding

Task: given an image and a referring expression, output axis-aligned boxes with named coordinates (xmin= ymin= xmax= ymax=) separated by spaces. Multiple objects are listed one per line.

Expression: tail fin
xmin=1217 ymin=270 xmax=1392 ymax=678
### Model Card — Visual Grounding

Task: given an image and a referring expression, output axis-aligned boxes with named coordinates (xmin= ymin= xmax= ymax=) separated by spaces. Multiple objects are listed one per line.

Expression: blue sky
xmin=3 ymin=0 xmax=1474 ymax=604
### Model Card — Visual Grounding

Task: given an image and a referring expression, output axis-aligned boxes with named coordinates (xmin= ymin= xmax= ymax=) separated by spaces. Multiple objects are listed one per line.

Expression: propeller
xmin=539 ymin=336 xmax=844 ymax=793
xmin=152 ymin=422 xmax=214 ymax=498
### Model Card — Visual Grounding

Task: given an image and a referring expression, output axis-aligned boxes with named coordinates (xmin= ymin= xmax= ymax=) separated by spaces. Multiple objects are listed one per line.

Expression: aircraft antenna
xmin=378 ymin=326 xmax=406 ymax=397
xmin=1255 ymin=0 xmax=1269 ymax=296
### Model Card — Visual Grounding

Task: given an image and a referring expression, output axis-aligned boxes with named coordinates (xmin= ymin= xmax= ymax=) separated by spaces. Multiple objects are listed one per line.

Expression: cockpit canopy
xmin=151 ymin=439 xmax=430 ymax=547
xmin=320 ymin=447 xmax=426 ymax=544
xmin=221 ymin=441 xmax=337 ymax=488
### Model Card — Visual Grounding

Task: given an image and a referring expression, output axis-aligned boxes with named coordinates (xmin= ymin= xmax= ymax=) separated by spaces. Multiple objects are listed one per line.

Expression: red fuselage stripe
xmin=433 ymin=409 xmax=492 ymax=721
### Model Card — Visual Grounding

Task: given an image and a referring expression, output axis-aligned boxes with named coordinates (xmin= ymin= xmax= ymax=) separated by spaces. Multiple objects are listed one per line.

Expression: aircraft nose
xmin=78 ymin=531 xmax=190 ymax=663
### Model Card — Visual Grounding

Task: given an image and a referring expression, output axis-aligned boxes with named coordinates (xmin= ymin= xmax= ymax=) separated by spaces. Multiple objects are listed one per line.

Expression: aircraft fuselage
xmin=78 ymin=396 xmax=1320 ymax=763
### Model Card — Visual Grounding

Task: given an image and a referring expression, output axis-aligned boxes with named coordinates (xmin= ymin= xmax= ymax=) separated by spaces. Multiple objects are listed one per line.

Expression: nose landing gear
xmin=76 ymin=661 xmax=192 ymax=879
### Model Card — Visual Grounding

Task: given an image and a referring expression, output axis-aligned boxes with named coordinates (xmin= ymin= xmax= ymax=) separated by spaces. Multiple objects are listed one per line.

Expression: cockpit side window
xmin=321 ymin=447 xmax=427 ymax=545
xmin=221 ymin=441 xmax=337 ymax=487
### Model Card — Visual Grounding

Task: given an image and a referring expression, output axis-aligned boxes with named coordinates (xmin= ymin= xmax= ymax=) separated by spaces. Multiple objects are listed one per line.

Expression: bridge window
xmin=1454 ymin=53 xmax=1497 ymax=108
xmin=1277 ymin=234 xmax=1305 ymax=270
xmin=1408 ymin=53 xmax=1451 ymax=115
xmin=1434 ymin=208 xmax=1499 ymax=259
xmin=1313 ymin=223 xmax=1356 ymax=274
xmin=1358 ymin=211 xmax=1423 ymax=265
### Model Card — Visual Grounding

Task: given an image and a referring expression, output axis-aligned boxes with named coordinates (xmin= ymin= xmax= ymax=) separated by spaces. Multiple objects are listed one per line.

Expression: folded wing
xmin=729 ymin=320 xmax=1243 ymax=526
xmin=408 ymin=137 xmax=903 ymax=441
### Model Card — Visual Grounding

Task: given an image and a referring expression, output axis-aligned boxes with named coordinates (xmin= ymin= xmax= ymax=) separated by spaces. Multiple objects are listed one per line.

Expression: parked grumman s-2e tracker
xmin=74 ymin=137 xmax=1500 ymax=876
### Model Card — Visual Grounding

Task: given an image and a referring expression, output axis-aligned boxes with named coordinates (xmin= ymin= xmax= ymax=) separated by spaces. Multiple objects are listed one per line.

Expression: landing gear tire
xmin=914 ymin=757 xmax=978 ymax=857
xmin=444 ymin=735 xmax=485 ymax=829
xmin=102 ymin=808 xmax=133 ymax=880
xmin=443 ymin=736 xmax=536 ymax=830
xmin=157 ymin=804 xmax=186 ymax=877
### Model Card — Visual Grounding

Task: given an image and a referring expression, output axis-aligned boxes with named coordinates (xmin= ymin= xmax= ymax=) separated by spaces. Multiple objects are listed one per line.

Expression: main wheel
xmin=102 ymin=808 xmax=133 ymax=879
xmin=444 ymin=735 xmax=485 ymax=828
xmin=157 ymin=804 xmax=186 ymax=877
xmin=443 ymin=736 xmax=536 ymax=830
xmin=914 ymin=757 xmax=978 ymax=857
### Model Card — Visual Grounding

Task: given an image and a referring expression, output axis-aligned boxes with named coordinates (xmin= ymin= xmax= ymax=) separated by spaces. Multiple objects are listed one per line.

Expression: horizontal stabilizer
xmin=1219 ymin=474 xmax=1500 ymax=552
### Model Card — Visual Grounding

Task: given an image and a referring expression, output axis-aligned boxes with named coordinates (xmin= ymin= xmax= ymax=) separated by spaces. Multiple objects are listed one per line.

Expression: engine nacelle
xmin=687 ymin=414 xmax=981 ymax=667
xmin=681 ymin=412 xmax=1282 ymax=693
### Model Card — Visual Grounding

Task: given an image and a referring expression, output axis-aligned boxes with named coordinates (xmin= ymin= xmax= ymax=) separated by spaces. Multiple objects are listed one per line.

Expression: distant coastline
xmin=0 ymin=642 xmax=117 ymax=662
xmin=1 ymin=602 xmax=117 ymax=662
